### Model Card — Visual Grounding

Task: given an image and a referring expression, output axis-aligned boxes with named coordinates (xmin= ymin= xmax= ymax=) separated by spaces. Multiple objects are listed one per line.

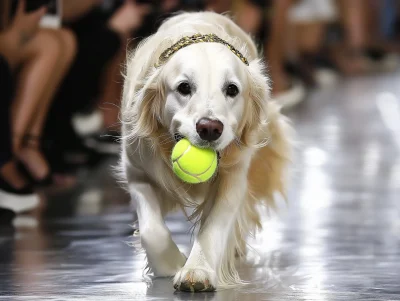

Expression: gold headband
xmin=155 ymin=33 xmax=249 ymax=67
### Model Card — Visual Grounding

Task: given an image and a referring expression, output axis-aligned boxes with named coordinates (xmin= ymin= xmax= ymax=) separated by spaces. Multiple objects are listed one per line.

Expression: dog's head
xmin=122 ymin=13 xmax=270 ymax=152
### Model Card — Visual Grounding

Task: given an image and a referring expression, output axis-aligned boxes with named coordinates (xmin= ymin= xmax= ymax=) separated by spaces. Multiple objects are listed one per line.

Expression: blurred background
xmin=1 ymin=0 xmax=400 ymax=300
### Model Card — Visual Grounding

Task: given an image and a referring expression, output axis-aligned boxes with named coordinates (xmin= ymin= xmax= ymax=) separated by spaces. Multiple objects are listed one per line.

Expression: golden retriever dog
xmin=120 ymin=12 xmax=292 ymax=292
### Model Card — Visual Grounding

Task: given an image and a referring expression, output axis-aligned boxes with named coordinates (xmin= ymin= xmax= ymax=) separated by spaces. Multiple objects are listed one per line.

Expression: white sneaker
xmin=72 ymin=110 xmax=104 ymax=137
xmin=314 ymin=68 xmax=339 ymax=88
xmin=369 ymin=53 xmax=400 ymax=72
xmin=289 ymin=0 xmax=338 ymax=23
xmin=0 ymin=190 xmax=40 ymax=214
xmin=273 ymin=80 xmax=306 ymax=109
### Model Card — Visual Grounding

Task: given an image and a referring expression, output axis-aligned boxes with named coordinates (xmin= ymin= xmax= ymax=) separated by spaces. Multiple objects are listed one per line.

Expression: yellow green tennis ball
xmin=171 ymin=138 xmax=218 ymax=184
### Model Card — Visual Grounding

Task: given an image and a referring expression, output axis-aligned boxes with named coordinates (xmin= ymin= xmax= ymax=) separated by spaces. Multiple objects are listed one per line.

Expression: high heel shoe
xmin=17 ymin=161 xmax=53 ymax=187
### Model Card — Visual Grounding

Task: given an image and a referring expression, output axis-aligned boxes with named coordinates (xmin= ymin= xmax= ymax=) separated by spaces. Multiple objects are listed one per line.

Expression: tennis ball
xmin=171 ymin=138 xmax=217 ymax=184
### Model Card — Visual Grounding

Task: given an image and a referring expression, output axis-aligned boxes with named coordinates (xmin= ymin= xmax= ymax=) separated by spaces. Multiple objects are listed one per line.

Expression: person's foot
xmin=331 ymin=48 xmax=370 ymax=75
xmin=0 ymin=162 xmax=40 ymax=214
xmin=18 ymin=147 xmax=50 ymax=181
xmin=364 ymin=48 xmax=400 ymax=72
xmin=0 ymin=161 xmax=28 ymax=189
xmin=285 ymin=59 xmax=317 ymax=88
xmin=311 ymin=53 xmax=339 ymax=88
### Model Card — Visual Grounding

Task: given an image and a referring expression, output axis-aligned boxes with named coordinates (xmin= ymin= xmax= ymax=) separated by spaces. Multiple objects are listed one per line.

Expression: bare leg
xmin=333 ymin=0 xmax=370 ymax=74
xmin=28 ymin=29 xmax=77 ymax=138
xmin=266 ymin=0 xmax=293 ymax=94
xmin=294 ymin=22 xmax=327 ymax=54
xmin=12 ymin=29 xmax=75 ymax=181
xmin=12 ymin=30 xmax=61 ymax=152
xmin=98 ymin=42 xmax=126 ymax=132
xmin=338 ymin=0 xmax=367 ymax=50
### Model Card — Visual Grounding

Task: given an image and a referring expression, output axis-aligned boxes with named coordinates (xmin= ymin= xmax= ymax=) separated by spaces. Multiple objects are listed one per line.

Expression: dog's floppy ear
xmin=121 ymin=34 xmax=169 ymax=141
xmin=240 ymin=59 xmax=271 ymax=147
xmin=245 ymin=61 xmax=293 ymax=210
xmin=122 ymin=67 xmax=164 ymax=140
xmin=134 ymin=70 xmax=164 ymax=139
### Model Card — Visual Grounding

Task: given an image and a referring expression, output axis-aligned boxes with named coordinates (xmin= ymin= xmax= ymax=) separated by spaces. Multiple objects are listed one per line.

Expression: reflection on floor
xmin=1 ymin=71 xmax=400 ymax=301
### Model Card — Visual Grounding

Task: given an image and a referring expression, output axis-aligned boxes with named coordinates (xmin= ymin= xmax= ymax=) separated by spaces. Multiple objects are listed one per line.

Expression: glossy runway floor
xmin=1 ymin=71 xmax=400 ymax=301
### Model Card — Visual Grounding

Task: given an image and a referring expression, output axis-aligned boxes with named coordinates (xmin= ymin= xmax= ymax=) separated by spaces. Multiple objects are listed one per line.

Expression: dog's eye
xmin=177 ymin=82 xmax=191 ymax=96
xmin=226 ymin=84 xmax=239 ymax=97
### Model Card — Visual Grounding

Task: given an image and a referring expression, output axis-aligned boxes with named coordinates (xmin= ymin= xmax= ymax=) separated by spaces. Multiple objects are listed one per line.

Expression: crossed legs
xmin=11 ymin=28 xmax=76 ymax=181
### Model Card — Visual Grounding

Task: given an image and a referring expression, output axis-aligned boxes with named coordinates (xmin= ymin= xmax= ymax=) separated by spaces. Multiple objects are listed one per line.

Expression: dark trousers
xmin=0 ymin=56 xmax=13 ymax=168
xmin=44 ymin=9 xmax=121 ymax=145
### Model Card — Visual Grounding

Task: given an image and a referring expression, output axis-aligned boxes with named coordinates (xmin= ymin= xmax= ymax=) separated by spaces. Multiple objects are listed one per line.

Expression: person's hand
xmin=10 ymin=0 xmax=47 ymax=44
xmin=0 ymin=0 xmax=46 ymax=69
xmin=108 ymin=0 xmax=152 ymax=37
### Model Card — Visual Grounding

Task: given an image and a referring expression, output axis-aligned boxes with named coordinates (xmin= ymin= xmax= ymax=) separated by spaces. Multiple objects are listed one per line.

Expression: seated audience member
xmin=286 ymin=0 xmax=339 ymax=88
xmin=1 ymin=0 xmax=76 ymax=215
xmin=331 ymin=0 xmax=399 ymax=75
xmin=0 ymin=1 xmax=45 ymax=219
xmin=236 ymin=0 xmax=306 ymax=108
xmin=44 ymin=0 xmax=150 ymax=160
xmin=10 ymin=15 xmax=77 ymax=186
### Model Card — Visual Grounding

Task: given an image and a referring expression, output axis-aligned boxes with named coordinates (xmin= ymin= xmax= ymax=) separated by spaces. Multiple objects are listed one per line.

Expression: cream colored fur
xmin=120 ymin=11 xmax=292 ymax=291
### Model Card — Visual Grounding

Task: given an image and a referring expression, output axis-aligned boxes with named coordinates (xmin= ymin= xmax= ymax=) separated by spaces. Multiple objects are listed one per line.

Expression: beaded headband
xmin=155 ymin=33 xmax=249 ymax=68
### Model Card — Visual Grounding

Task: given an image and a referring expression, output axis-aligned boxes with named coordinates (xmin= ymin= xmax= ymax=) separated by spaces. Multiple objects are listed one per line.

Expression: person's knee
xmin=57 ymin=29 xmax=78 ymax=64
xmin=35 ymin=30 xmax=63 ymax=62
xmin=20 ymin=30 xmax=61 ymax=61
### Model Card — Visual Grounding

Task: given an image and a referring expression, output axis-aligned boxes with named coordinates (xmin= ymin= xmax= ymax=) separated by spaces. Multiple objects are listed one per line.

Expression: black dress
xmin=0 ymin=55 xmax=13 ymax=168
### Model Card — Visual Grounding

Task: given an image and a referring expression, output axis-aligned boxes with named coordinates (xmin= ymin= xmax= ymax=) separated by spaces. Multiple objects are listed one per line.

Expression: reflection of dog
xmin=120 ymin=12 xmax=292 ymax=292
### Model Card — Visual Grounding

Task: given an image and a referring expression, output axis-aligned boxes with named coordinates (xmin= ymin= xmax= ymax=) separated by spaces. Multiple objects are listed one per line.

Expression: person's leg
xmin=19 ymin=29 xmax=76 ymax=182
xmin=11 ymin=30 xmax=63 ymax=180
xmin=332 ymin=0 xmax=370 ymax=74
xmin=289 ymin=21 xmax=332 ymax=86
xmin=27 ymin=29 xmax=77 ymax=139
xmin=338 ymin=0 xmax=366 ymax=50
xmin=0 ymin=66 xmax=25 ymax=189
xmin=294 ymin=22 xmax=327 ymax=54
xmin=11 ymin=30 xmax=61 ymax=150
xmin=0 ymin=57 xmax=39 ymax=214
xmin=97 ymin=42 xmax=125 ymax=132
xmin=43 ymin=15 xmax=123 ymax=161
xmin=266 ymin=0 xmax=293 ymax=94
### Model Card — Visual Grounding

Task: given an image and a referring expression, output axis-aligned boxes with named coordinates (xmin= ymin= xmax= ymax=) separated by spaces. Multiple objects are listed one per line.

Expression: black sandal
xmin=17 ymin=135 xmax=53 ymax=187
xmin=0 ymin=172 xmax=34 ymax=196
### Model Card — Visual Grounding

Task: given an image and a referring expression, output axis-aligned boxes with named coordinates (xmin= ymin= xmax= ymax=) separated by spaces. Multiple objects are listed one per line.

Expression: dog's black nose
xmin=196 ymin=118 xmax=224 ymax=141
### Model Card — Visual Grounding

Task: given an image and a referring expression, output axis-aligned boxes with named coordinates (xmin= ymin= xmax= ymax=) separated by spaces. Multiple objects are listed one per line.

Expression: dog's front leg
xmin=127 ymin=167 xmax=186 ymax=277
xmin=174 ymin=164 xmax=249 ymax=292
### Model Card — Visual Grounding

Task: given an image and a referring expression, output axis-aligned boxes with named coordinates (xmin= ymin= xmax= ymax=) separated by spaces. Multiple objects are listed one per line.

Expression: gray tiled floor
xmin=1 ymin=71 xmax=400 ymax=300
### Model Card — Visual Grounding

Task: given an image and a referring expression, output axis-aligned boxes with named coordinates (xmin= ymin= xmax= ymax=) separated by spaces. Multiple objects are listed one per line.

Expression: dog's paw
xmin=173 ymin=267 xmax=217 ymax=292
